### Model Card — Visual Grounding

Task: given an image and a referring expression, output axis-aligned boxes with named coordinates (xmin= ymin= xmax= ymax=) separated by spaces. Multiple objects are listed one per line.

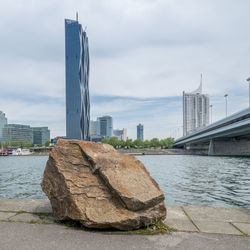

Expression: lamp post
xmin=224 ymin=94 xmax=228 ymax=117
xmin=247 ymin=77 xmax=250 ymax=108
xmin=210 ymin=104 xmax=213 ymax=124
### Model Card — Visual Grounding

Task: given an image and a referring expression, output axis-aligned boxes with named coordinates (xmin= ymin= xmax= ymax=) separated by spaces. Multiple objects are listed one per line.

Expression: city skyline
xmin=0 ymin=1 xmax=250 ymax=139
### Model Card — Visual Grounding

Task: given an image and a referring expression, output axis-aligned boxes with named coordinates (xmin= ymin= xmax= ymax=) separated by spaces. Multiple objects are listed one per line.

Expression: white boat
xmin=12 ymin=148 xmax=32 ymax=156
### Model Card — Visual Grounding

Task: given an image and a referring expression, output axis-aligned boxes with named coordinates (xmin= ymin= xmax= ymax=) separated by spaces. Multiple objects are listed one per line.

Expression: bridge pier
xmin=207 ymin=139 xmax=250 ymax=156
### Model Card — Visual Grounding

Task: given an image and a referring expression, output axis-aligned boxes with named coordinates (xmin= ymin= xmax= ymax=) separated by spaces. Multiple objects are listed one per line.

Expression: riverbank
xmin=118 ymin=148 xmax=189 ymax=155
xmin=0 ymin=199 xmax=249 ymax=250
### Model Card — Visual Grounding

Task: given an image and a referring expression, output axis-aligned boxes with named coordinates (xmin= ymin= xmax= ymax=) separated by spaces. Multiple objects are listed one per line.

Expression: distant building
xmin=65 ymin=18 xmax=90 ymax=140
xmin=113 ymin=128 xmax=127 ymax=141
xmin=32 ymin=127 xmax=50 ymax=145
xmin=2 ymin=124 xmax=33 ymax=144
xmin=90 ymin=120 xmax=100 ymax=137
xmin=98 ymin=116 xmax=113 ymax=138
xmin=0 ymin=111 xmax=7 ymax=140
xmin=137 ymin=124 xmax=144 ymax=141
xmin=183 ymin=75 xmax=209 ymax=136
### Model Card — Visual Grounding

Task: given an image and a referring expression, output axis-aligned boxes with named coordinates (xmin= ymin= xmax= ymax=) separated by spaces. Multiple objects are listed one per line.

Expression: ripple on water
xmin=0 ymin=155 xmax=249 ymax=207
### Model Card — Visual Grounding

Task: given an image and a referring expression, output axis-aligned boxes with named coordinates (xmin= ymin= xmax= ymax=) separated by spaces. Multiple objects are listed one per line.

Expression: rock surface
xmin=41 ymin=139 xmax=166 ymax=230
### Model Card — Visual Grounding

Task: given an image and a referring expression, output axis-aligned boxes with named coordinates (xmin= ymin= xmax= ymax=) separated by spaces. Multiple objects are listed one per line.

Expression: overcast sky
xmin=0 ymin=0 xmax=249 ymax=139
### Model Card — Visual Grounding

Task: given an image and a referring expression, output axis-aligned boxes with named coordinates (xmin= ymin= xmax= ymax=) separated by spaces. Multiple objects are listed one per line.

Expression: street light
xmin=210 ymin=104 xmax=213 ymax=124
xmin=246 ymin=77 xmax=250 ymax=108
xmin=224 ymin=94 xmax=228 ymax=117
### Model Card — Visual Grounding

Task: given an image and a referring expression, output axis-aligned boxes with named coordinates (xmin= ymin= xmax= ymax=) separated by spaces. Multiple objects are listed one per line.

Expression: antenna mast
xmin=76 ymin=12 xmax=78 ymax=21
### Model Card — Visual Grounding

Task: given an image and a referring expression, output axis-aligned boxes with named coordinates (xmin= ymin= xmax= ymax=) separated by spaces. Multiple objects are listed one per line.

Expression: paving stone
xmin=194 ymin=220 xmax=242 ymax=235
xmin=166 ymin=206 xmax=189 ymax=220
xmin=233 ymin=223 xmax=250 ymax=235
xmin=0 ymin=212 xmax=16 ymax=220
xmin=165 ymin=218 xmax=198 ymax=232
xmin=0 ymin=199 xmax=52 ymax=213
xmin=183 ymin=206 xmax=250 ymax=223
xmin=164 ymin=206 xmax=198 ymax=232
xmin=8 ymin=213 xmax=47 ymax=223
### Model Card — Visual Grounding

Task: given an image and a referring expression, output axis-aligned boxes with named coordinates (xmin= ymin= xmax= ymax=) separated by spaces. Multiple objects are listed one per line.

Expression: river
xmin=0 ymin=155 xmax=249 ymax=208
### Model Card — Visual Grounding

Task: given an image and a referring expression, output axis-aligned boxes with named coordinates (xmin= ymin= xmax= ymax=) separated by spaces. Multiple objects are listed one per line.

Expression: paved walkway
xmin=0 ymin=199 xmax=250 ymax=249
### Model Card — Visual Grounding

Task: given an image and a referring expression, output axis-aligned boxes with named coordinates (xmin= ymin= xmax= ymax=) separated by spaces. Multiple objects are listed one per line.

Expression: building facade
xmin=98 ymin=116 xmax=113 ymax=138
xmin=113 ymin=128 xmax=127 ymax=141
xmin=0 ymin=111 xmax=7 ymax=140
xmin=65 ymin=18 xmax=90 ymax=140
xmin=137 ymin=124 xmax=144 ymax=141
xmin=2 ymin=124 xmax=33 ymax=144
xmin=183 ymin=78 xmax=209 ymax=136
xmin=32 ymin=127 xmax=50 ymax=145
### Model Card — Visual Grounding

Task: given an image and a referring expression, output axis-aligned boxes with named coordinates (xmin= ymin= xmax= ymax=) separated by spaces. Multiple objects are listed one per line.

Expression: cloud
xmin=0 ymin=0 xmax=249 ymax=138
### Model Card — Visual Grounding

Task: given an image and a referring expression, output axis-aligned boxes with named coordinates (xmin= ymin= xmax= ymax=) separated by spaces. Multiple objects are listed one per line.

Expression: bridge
xmin=174 ymin=108 xmax=250 ymax=156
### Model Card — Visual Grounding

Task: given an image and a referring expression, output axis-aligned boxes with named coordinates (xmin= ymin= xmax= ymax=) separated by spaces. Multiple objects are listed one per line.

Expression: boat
xmin=11 ymin=148 xmax=32 ymax=156
xmin=0 ymin=149 xmax=8 ymax=156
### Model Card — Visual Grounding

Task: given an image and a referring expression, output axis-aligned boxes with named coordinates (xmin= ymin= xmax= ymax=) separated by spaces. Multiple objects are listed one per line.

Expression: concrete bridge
xmin=174 ymin=108 xmax=250 ymax=156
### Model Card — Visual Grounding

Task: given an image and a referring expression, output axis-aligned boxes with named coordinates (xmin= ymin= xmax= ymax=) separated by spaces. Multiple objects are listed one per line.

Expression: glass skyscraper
xmin=65 ymin=18 xmax=90 ymax=140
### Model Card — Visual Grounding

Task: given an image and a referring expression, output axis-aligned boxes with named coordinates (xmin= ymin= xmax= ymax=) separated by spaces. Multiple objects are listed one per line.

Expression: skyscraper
xmin=183 ymin=75 xmax=209 ymax=136
xmin=65 ymin=18 xmax=90 ymax=140
xmin=0 ymin=111 xmax=7 ymax=140
xmin=137 ymin=124 xmax=144 ymax=141
xmin=98 ymin=116 xmax=113 ymax=138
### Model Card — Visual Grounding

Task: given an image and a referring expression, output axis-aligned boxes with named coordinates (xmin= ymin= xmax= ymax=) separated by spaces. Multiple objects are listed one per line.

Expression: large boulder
xmin=41 ymin=139 xmax=166 ymax=230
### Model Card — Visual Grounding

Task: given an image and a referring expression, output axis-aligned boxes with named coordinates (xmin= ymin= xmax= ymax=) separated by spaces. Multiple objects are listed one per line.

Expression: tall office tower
xmin=0 ymin=111 xmax=7 ymax=140
xmin=65 ymin=17 xmax=90 ymax=140
xmin=183 ymin=75 xmax=209 ymax=136
xmin=97 ymin=116 xmax=113 ymax=138
xmin=137 ymin=124 xmax=144 ymax=141
xmin=32 ymin=127 xmax=50 ymax=145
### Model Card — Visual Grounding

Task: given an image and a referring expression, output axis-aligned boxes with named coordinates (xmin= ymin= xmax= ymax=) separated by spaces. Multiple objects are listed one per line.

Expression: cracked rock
xmin=41 ymin=139 xmax=166 ymax=230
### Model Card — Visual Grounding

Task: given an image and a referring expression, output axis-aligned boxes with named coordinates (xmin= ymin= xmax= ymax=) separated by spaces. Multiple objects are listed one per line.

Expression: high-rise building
xmin=32 ymin=127 xmax=50 ymax=145
xmin=183 ymin=75 xmax=209 ymax=136
xmin=113 ymin=128 xmax=127 ymax=141
xmin=65 ymin=18 xmax=90 ymax=140
xmin=90 ymin=120 xmax=100 ymax=137
xmin=0 ymin=111 xmax=7 ymax=140
xmin=2 ymin=124 xmax=33 ymax=144
xmin=98 ymin=116 xmax=113 ymax=138
xmin=137 ymin=124 xmax=144 ymax=141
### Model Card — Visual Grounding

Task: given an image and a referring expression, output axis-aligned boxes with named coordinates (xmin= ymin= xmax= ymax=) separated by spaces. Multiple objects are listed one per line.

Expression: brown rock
xmin=41 ymin=139 xmax=166 ymax=230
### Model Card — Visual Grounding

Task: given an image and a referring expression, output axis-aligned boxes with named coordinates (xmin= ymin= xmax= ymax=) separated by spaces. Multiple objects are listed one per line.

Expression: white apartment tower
xmin=183 ymin=75 xmax=209 ymax=136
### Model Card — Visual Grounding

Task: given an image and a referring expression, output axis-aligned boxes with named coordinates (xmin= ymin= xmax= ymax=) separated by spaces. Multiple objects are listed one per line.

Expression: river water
xmin=0 ymin=155 xmax=249 ymax=208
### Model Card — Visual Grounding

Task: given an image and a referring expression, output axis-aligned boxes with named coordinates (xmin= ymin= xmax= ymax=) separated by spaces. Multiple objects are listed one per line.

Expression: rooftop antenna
xmin=76 ymin=12 xmax=78 ymax=21
xmin=199 ymin=73 xmax=203 ymax=93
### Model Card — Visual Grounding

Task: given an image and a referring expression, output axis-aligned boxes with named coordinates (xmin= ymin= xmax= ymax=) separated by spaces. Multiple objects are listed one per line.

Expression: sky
xmin=0 ymin=0 xmax=250 ymax=139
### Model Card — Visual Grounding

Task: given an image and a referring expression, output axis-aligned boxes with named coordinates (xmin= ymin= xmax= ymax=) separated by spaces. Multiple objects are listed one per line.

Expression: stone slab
xmin=165 ymin=218 xmax=198 ymax=232
xmin=166 ymin=206 xmax=189 ymax=220
xmin=8 ymin=213 xmax=51 ymax=223
xmin=193 ymin=220 xmax=242 ymax=235
xmin=233 ymin=223 xmax=250 ymax=235
xmin=164 ymin=206 xmax=198 ymax=232
xmin=0 ymin=199 xmax=52 ymax=214
xmin=0 ymin=212 xmax=16 ymax=220
xmin=183 ymin=206 xmax=250 ymax=223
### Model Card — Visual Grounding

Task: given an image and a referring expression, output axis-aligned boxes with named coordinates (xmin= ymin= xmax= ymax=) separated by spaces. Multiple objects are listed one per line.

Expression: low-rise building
xmin=2 ymin=124 xmax=33 ymax=144
xmin=32 ymin=127 xmax=50 ymax=146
